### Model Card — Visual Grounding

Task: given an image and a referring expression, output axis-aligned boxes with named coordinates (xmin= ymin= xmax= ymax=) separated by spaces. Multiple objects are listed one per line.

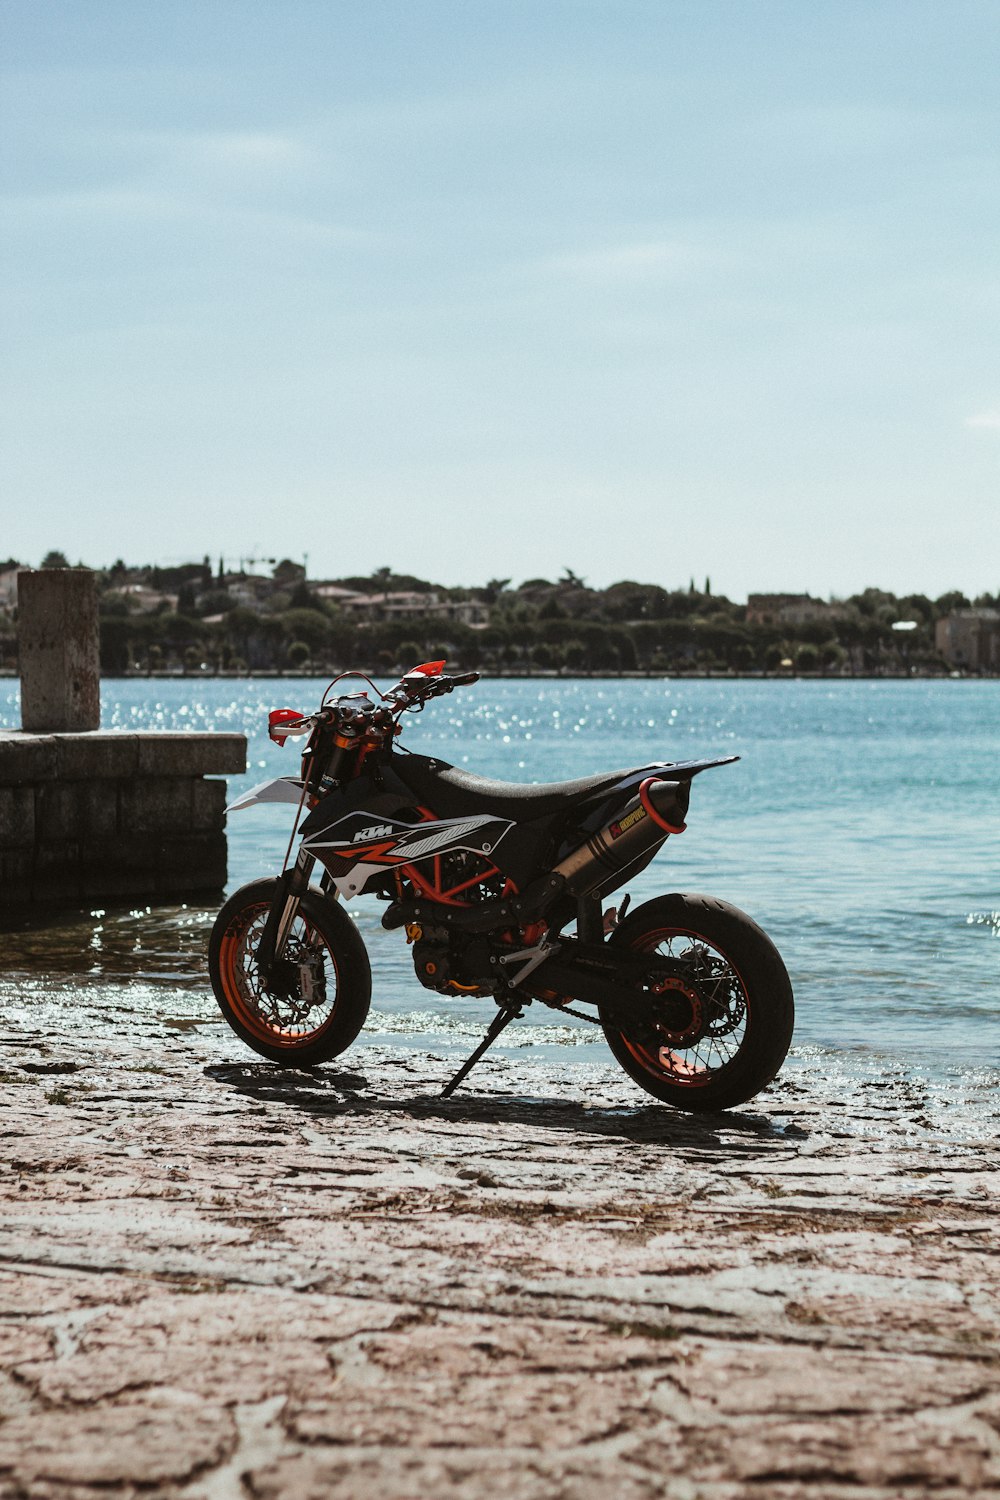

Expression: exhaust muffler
xmin=553 ymin=777 xmax=689 ymax=896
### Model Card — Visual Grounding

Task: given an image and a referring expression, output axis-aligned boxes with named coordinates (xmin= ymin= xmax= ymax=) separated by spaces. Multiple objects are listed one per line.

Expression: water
xmin=2 ymin=677 xmax=998 ymax=1085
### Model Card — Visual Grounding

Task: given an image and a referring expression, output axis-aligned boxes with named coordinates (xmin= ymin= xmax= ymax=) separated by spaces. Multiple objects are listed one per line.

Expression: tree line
xmin=0 ymin=555 xmax=994 ymax=677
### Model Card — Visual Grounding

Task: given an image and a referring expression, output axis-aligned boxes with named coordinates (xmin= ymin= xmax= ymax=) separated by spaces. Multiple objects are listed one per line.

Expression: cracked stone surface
xmin=0 ymin=1008 xmax=998 ymax=1499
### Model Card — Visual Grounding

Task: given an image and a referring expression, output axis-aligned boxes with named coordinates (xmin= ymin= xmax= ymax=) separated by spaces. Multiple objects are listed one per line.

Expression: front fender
xmin=227 ymin=776 xmax=305 ymax=813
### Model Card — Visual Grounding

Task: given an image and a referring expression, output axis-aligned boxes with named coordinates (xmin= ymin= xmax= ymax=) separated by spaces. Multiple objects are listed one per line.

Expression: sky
xmin=1 ymin=1 xmax=998 ymax=601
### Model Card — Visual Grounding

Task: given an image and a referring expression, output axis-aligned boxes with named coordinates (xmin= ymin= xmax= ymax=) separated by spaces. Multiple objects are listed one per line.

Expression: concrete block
xmin=0 ymin=732 xmax=58 ymax=784
xmin=81 ymin=869 xmax=159 ymax=900
xmin=80 ymin=831 xmax=227 ymax=891
xmin=53 ymin=733 xmax=139 ymax=780
xmin=191 ymin=778 xmax=228 ymax=831
xmin=78 ymin=782 xmax=120 ymax=838
xmin=0 ymin=787 xmax=35 ymax=848
xmin=119 ymin=778 xmax=194 ymax=835
xmin=34 ymin=839 xmax=80 ymax=876
xmin=156 ymin=869 xmax=227 ymax=896
xmin=0 ymin=726 xmax=237 ymax=902
xmin=30 ymin=840 xmax=82 ymax=904
xmin=30 ymin=872 xmax=85 ymax=904
xmin=37 ymin=782 xmax=119 ymax=841
xmin=136 ymin=733 xmax=247 ymax=777
xmin=82 ymin=834 xmax=178 ymax=876
xmin=36 ymin=783 xmax=82 ymax=841
xmin=0 ymin=850 xmax=33 ymax=895
xmin=18 ymin=569 xmax=100 ymax=732
xmin=153 ymin=832 xmax=228 ymax=879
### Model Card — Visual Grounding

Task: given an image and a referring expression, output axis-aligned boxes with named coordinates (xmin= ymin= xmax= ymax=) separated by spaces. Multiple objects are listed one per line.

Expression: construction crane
xmin=215 ymin=555 xmax=278 ymax=576
xmin=160 ymin=554 xmax=277 ymax=575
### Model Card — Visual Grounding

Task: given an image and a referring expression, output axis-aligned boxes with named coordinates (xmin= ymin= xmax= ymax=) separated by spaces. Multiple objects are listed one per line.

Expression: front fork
xmin=256 ymin=847 xmax=321 ymax=987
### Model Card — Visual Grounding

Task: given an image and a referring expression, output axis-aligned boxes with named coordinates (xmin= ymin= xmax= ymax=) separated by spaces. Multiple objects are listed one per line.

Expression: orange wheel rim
xmin=617 ymin=926 xmax=749 ymax=1088
xmin=218 ymin=901 xmax=342 ymax=1049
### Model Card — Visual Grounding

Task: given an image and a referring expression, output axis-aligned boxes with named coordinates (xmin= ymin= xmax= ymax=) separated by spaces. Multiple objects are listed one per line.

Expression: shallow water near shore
xmin=2 ymin=677 xmax=997 ymax=1112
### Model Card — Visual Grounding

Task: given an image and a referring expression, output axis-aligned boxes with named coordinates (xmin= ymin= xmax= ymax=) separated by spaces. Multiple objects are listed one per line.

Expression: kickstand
xmin=439 ymin=1003 xmax=523 ymax=1098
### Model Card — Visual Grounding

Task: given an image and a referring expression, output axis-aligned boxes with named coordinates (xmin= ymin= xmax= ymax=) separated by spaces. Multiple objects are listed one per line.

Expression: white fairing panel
xmin=304 ymin=811 xmax=513 ymax=900
xmin=331 ymin=864 xmax=393 ymax=899
xmin=227 ymin=777 xmax=305 ymax=813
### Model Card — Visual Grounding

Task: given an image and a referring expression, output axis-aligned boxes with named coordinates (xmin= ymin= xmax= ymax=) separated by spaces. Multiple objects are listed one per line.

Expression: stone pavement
xmin=1 ymin=1020 xmax=998 ymax=1499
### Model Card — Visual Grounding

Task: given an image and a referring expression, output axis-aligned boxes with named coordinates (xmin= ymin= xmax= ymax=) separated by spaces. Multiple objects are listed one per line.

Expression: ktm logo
xmin=353 ymin=824 xmax=394 ymax=843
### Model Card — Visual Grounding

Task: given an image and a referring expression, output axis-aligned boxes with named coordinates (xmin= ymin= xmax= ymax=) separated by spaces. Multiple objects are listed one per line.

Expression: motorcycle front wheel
xmin=208 ymin=878 xmax=372 ymax=1065
xmin=602 ymin=893 xmax=793 ymax=1112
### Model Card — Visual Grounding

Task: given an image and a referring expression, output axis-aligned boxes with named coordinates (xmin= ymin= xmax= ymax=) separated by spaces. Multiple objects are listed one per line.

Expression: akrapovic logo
xmin=610 ymin=805 xmax=646 ymax=839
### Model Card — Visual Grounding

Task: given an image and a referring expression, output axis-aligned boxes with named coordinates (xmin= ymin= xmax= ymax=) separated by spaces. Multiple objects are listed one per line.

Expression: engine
xmin=408 ymin=924 xmax=498 ymax=996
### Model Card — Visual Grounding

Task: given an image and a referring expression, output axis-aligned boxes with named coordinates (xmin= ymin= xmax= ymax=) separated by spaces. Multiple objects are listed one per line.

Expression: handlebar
xmin=385 ymin=669 xmax=480 ymax=708
xmin=268 ymin=670 xmax=480 ymax=746
xmin=410 ymin=670 xmax=480 ymax=700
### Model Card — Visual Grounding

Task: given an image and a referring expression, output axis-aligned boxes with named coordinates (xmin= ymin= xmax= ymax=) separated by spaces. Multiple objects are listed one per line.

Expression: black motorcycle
xmin=209 ymin=662 xmax=793 ymax=1111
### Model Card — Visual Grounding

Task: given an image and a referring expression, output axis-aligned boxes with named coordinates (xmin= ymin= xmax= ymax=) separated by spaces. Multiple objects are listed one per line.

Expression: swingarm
xmin=498 ymin=935 xmax=692 ymax=1023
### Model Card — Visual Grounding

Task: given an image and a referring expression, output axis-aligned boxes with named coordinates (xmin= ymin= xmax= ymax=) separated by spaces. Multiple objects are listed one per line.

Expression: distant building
xmin=224 ymin=575 xmax=273 ymax=609
xmin=935 ymin=609 xmax=1000 ymax=672
xmin=313 ymin=584 xmax=366 ymax=607
xmin=338 ymin=591 xmax=488 ymax=626
xmin=338 ymin=590 xmax=435 ymax=622
xmin=746 ymin=593 xmax=845 ymax=626
xmin=120 ymin=584 xmax=179 ymax=613
xmin=433 ymin=596 xmax=489 ymax=626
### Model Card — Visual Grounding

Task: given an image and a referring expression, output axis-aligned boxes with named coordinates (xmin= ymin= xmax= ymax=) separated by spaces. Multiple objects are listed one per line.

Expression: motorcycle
xmin=209 ymin=661 xmax=793 ymax=1111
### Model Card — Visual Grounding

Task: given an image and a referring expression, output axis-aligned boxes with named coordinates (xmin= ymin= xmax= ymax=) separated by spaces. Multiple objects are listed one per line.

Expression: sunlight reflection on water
xmin=1 ymin=677 xmax=997 ymax=1084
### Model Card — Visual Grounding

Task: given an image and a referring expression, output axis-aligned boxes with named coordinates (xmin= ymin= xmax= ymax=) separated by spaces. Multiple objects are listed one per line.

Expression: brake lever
xmin=394 ymin=672 xmax=471 ymax=712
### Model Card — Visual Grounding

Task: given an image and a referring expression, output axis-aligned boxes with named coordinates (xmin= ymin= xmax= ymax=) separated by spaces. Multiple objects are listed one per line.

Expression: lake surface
xmin=2 ymin=677 xmax=998 ymax=1094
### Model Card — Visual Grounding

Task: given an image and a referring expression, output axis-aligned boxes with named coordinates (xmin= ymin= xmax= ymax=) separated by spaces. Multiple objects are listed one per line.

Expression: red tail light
xmin=268 ymin=707 xmax=305 ymax=745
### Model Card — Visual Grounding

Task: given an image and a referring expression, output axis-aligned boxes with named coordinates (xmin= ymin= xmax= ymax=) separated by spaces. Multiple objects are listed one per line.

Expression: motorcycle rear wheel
xmin=208 ymin=878 xmax=371 ymax=1065
xmin=602 ymin=893 xmax=793 ymax=1112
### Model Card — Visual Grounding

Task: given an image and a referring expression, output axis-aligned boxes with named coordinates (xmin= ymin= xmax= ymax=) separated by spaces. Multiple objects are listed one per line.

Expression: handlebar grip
xmin=450 ymin=672 xmax=480 ymax=686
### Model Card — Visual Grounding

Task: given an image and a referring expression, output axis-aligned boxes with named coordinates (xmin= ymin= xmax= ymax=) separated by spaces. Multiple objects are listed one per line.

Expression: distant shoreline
xmin=2 ymin=668 xmax=997 ymax=683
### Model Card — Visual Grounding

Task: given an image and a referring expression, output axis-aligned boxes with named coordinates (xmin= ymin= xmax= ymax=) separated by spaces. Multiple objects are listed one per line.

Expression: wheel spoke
xmin=225 ymin=904 xmax=339 ymax=1043
xmin=620 ymin=924 xmax=749 ymax=1087
xmin=598 ymin=897 xmax=793 ymax=1112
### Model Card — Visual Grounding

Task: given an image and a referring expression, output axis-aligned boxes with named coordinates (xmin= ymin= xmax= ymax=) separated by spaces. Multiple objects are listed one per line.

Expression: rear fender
xmin=569 ymin=755 xmax=739 ymax=844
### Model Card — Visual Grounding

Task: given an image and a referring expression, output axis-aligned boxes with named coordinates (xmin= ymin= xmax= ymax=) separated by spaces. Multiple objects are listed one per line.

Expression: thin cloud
xmin=1 ymin=185 xmax=369 ymax=243
xmin=197 ymin=131 xmax=306 ymax=168
xmin=545 ymin=241 xmax=704 ymax=282
xmin=965 ymin=411 xmax=1000 ymax=430
xmin=116 ymin=126 xmax=314 ymax=183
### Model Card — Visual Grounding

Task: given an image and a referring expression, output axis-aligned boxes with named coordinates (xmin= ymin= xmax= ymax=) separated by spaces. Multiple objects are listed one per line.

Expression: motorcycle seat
xmin=393 ymin=753 xmax=634 ymax=823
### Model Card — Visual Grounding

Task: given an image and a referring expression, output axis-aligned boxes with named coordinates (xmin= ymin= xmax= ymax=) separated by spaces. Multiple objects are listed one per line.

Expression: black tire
xmin=602 ymin=893 xmax=793 ymax=1112
xmin=208 ymin=878 xmax=371 ymax=1065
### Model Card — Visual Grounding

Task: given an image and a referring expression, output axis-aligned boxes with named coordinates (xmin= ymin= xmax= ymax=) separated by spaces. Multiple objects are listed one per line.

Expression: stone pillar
xmin=18 ymin=569 xmax=101 ymax=732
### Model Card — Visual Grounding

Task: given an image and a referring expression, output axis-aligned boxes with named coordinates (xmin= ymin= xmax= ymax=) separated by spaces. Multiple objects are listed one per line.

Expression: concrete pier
xmin=4 ymin=569 xmax=246 ymax=906
xmin=0 ymin=729 xmax=246 ymax=906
